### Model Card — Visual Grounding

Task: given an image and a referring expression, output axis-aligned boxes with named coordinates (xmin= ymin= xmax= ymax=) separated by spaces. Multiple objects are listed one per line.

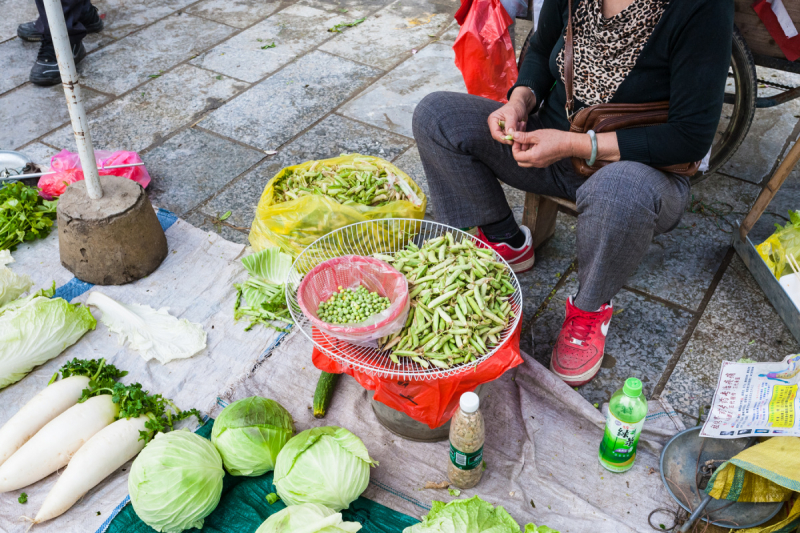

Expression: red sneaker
xmin=550 ymin=296 xmax=613 ymax=386
xmin=475 ymin=226 xmax=535 ymax=273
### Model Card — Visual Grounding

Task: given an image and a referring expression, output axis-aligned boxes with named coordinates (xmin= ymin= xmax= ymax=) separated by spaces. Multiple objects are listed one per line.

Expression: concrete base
xmin=58 ymin=175 xmax=168 ymax=285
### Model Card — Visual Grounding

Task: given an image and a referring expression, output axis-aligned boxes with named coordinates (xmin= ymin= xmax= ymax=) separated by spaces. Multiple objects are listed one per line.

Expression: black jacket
xmin=511 ymin=0 xmax=734 ymax=166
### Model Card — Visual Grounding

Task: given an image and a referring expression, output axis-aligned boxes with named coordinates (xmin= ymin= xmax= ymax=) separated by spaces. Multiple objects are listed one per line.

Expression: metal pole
xmin=41 ymin=0 xmax=103 ymax=199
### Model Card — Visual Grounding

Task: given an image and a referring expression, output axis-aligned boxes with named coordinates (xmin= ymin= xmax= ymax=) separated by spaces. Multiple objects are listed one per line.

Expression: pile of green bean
xmin=374 ymin=232 xmax=516 ymax=370
xmin=273 ymin=161 xmax=411 ymax=206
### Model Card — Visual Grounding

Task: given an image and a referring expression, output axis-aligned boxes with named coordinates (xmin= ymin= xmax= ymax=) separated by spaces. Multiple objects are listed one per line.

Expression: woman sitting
xmin=412 ymin=0 xmax=733 ymax=386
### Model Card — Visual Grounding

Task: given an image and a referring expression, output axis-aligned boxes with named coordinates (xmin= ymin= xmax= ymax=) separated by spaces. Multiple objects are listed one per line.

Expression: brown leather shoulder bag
xmin=564 ymin=0 xmax=701 ymax=177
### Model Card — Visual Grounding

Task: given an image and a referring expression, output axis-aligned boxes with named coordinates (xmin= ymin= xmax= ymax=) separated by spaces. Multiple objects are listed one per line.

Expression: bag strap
xmin=564 ymin=0 xmax=575 ymax=117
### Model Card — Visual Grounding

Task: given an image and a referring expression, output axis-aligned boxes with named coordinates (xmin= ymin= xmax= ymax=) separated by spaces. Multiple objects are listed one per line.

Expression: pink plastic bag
xmin=297 ymin=255 xmax=410 ymax=347
xmin=38 ymin=149 xmax=151 ymax=199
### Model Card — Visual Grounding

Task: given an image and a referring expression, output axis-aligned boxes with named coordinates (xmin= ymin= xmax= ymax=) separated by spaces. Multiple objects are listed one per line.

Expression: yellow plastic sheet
xmin=249 ymin=154 xmax=427 ymax=257
xmin=756 ymin=211 xmax=800 ymax=279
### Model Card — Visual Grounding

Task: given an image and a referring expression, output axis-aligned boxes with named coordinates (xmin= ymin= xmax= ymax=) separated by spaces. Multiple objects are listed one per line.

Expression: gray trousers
xmin=412 ymin=91 xmax=690 ymax=311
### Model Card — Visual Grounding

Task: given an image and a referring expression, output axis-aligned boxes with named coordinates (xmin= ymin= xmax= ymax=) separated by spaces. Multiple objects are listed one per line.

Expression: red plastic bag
xmin=312 ymin=323 xmax=523 ymax=428
xmin=753 ymin=0 xmax=800 ymax=62
xmin=297 ymin=256 xmax=410 ymax=347
xmin=38 ymin=149 xmax=151 ymax=199
xmin=453 ymin=0 xmax=518 ymax=102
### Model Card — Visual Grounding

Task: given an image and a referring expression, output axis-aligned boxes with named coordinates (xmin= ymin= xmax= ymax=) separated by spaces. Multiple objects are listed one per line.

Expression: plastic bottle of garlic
xmin=448 ymin=392 xmax=484 ymax=489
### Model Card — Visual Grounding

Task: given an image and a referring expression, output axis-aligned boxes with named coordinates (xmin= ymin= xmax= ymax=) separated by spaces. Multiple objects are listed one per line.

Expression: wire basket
xmin=285 ymin=219 xmax=523 ymax=381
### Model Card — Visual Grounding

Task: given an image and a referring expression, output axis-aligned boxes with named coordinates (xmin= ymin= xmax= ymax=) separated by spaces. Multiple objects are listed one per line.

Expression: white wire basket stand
xmin=285 ymin=219 xmax=523 ymax=381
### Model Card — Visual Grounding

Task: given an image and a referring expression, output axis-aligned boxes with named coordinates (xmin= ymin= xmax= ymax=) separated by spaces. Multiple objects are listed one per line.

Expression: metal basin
xmin=659 ymin=426 xmax=783 ymax=529
xmin=369 ymin=383 xmax=488 ymax=442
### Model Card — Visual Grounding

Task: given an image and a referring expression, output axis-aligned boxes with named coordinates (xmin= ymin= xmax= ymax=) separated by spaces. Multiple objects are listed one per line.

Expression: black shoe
xmin=17 ymin=5 xmax=104 ymax=43
xmin=30 ymin=40 xmax=87 ymax=86
xmin=17 ymin=21 xmax=42 ymax=42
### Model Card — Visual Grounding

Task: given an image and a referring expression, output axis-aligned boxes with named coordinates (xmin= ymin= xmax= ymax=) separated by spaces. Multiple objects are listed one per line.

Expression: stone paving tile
xmin=143 ymin=128 xmax=264 ymax=215
xmin=17 ymin=142 xmax=61 ymax=169
xmin=320 ymin=0 xmax=452 ymax=70
xmin=721 ymin=67 xmax=800 ymax=183
xmin=662 ymin=256 xmax=800 ymax=427
xmin=0 ymin=0 xmax=38 ymax=43
xmin=0 ymin=38 xmax=38 ymax=94
xmin=186 ymin=0 xmax=282 ymax=29
xmin=748 ymin=165 xmax=800 ymax=247
xmin=298 ymin=0 xmax=394 ymax=19
xmin=89 ymin=0 xmax=198 ymax=42
xmin=191 ymin=5 xmax=348 ymax=83
xmin=196 ymin=113 xmax=413 ymax=230
xmin=531 ymin=273 xmax=694 ymax=407
xmin=0 ymin=84 xmax=109 ymax=150
xmin=201 ymin=50 xmax=382 ymax=151
xmin=625 ymin=173 xmax=760 ymax=311
xmin=438 ymin=20 xmax=459 ymax=43
xmin=183 ymin=211 xmax=250 ymax=244
xmin=43 ymin=64 xmax=247 ymax=152
xmin=339 ymin=42 xmax=465 ymax=138
xmin=79 ymin=12 xmax=236 ymax=95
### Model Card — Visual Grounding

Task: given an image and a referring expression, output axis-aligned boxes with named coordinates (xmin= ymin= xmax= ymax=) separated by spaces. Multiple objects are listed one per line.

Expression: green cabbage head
xmin=129 ymin=430 xmax=224 ymax=533
xmin=255 ymin=503 xmax=362 ymax=533
xmin=211 ymin=396 xmax=295 ymax=476
xmin=402 ymin=496 xmax=560 ymax=533
xmin=274 ymin=426 xmax=377 ymax=511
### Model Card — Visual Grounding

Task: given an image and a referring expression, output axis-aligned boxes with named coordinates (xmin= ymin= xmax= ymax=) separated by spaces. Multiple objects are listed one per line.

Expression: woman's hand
xmin=488 ymin=87 xmax=536 ymax=145
xmin=511 ymin=129 xmax=574 ymax=168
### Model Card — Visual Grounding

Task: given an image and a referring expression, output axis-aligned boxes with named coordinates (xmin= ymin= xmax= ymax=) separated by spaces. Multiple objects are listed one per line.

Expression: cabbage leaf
xmin=0 ymin=285 xmax=96 ymax=389
xmin=86 ymin=292 xmax=206 ymax=364
xmin=403 ymin=496 xmax=558 ymax=533
xmin=242 ymin=247 xmax=292 ymax=285
xmin=0 ymin=250 xmax=33 ymax=306
xmin=255 ymin=503 xmax=362 ymax=533
xmin=274 ymin=426 xmax=377 ymax=511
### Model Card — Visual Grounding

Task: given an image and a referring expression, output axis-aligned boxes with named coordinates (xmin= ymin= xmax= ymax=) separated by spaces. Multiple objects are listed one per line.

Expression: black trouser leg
xmin=34 ymin=0 xmax=91 ymax=44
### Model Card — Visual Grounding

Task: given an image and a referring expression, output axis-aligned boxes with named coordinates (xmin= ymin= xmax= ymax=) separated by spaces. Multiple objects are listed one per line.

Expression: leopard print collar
xmin=557 ymin=0 xmax=669 ymax=106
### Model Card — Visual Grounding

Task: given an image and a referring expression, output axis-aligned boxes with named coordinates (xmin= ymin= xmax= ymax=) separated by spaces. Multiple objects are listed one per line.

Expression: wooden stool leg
xmin=522 ymin=192 xmax=559 ymax=249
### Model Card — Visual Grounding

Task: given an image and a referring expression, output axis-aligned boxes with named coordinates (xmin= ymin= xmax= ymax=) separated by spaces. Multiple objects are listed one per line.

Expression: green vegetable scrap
xmin=447 ymin=488 xmax=460 ymax=496
xmin=328 ymin=17 xmax=366 ymax=32
xmin=403 ymin=496 xmax=559 ymax=533
xmin=0 ymin=250 xmax=33 ymax=307
xmin=317 ymin=285 xmax=390 ymax=324
xmin=18 ymin=492 xmax=27 ymax=504
xmin=256 ymin=503 xmax=361 ymax=532
xmin=108 ymin=382 xmax=201 ymax=444
xmin=260 ymin=42 xmax=276 ymax=49
xmin=0 ymin=182 xmax=58 ymax=251
xmin=374 ymin=232 xmax=516 ymax=369
xmin=273 ymin=159 xmax=411 ymax=206
xmin=265 ymin=493 xmax=280 ymax=505
xmin=234 ymin=248 xmax=294 ymax=332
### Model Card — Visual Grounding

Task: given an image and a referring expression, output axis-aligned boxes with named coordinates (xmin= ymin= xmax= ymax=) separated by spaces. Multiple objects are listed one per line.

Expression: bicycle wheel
xmin=516 ymin=26 xmax=757 ymax=186
xmin=693 ymin=25 xmax=756 ymax=184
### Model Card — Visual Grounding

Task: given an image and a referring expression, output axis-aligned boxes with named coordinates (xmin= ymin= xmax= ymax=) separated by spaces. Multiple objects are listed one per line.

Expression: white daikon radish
xmin=33 ymin=415 xmax=150 ymax=523
xmin=0 ymin=394 xmax=119 ymax=492
xmin=0 ymin=375 xmax=89 ymax=468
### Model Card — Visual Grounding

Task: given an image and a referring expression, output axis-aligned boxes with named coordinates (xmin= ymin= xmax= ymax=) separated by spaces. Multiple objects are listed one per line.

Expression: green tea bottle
xmin=598 ymin=377 xmax=648 ymax=473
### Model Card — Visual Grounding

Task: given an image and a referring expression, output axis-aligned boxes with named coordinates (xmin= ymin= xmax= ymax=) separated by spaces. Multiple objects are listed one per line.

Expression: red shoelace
xmin=564 ymin=312 xmax=601 ymax=345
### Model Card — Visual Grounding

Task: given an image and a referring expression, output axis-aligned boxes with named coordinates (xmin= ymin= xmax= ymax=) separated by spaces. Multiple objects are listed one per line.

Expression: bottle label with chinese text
xmin=449 ymin=443 xmax=483 ymax=471
xmin=598 ymin=411 xmax=644 ymax=472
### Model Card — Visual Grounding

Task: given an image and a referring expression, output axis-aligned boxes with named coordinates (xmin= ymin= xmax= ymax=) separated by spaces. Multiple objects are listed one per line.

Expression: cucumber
xmin=313 ymin=372 xmax=340 ymax=418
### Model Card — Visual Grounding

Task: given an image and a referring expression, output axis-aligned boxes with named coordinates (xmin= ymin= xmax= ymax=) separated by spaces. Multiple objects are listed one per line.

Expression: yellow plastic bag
xmin=757 ymin=210 xmax=800 ymax=279
xmin=249 ymin=154 xmax=427 ymax=257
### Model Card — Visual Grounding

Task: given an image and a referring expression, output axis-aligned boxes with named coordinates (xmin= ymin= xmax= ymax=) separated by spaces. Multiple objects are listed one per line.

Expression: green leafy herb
xmin=109 ymin=382 xmax=202 ymax=444
xmin=148 ymin=74 xmax=161 ymax=78
xmin=260 ymin=42 xmax=276 ymax=49
xmin=0 ymin=182 xmax=58 ymax=251
xmin=18 ymin=493 xmax=27 ymax=504
xmin=219 ymin=211 xmax=232 ymax=221
xmin=266 ymin=492 xmax=280 ymax=505
xmin=328 ymin=17 xmax=365 ymax=32
xmin=49 ymin=358 xmax=128 ymax=392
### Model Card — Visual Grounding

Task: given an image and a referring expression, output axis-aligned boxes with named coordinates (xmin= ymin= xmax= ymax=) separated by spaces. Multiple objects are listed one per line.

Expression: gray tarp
xmin=0 ymin=213 xmax=684 ymax=532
